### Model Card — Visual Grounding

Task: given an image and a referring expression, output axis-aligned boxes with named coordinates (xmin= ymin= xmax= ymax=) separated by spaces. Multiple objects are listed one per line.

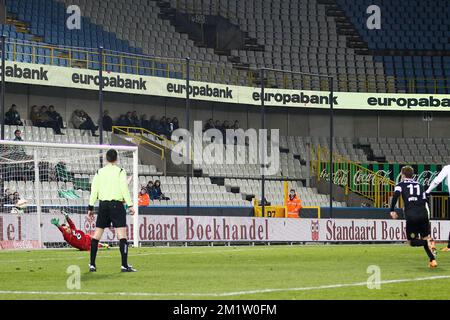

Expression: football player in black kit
xmin=390 ymin=166 xmax=438 ymax=268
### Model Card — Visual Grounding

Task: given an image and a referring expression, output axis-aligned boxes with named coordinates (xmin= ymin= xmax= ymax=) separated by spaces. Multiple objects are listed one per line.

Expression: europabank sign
xmin=3 ymin=61 xmax=450 ymax=112
xmin=1 ymin=214 xmax=449 ymax=248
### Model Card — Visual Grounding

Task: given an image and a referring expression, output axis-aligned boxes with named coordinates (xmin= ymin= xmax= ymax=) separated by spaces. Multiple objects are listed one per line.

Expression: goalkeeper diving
xmin=51 ymin=212 xmax=109 ymax=251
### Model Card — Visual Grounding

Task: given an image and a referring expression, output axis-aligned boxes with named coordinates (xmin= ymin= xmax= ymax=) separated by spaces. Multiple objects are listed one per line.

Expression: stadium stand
xmin=1 ymin=0 xmax=448 ymax=211
xmin=168 ymin=0 xmax=389 ymax=92
xmin=281 ymin=136 xmax=369 ymax=164
xmin=336 ymin=0 xmax=450 ymax=94
xmin=2 ymin=121 xmax=348 ymax=208
xmin=0 ymin=0 xmax=446 ymax=92
xmin=225 ymin=179 xmax=345 ymax=207
xmin=359 ymin=137 xmax=450 ymax=165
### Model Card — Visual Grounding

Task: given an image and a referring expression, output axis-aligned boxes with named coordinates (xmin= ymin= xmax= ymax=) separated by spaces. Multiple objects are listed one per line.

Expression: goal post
xmin=0 ymin=140 xmax=139 ymax=249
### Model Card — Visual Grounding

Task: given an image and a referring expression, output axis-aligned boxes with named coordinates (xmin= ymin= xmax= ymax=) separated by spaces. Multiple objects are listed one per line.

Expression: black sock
xmin=90 ymin=238 xmax=99 ymax=267
xmin=447 ymin=233 xmax=450 ymax=248
xmin=423 ymin=244 xmax=435 ymax=262
xmin=120 ymin=239 xmax=128 ymax=268
xmin=410 ymin=239 xmax=427 ymax=247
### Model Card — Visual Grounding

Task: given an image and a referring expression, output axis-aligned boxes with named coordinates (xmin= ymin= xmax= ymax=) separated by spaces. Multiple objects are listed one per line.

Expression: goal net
xmin=0 ymin=140 xmax=139 ymax=250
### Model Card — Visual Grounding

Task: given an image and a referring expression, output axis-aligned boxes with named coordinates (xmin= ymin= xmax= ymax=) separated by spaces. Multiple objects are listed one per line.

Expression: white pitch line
xmin=0 ymin=275 xmax=449 ymax=298
xmin=0 ymin=248 xmax=264 ymax=264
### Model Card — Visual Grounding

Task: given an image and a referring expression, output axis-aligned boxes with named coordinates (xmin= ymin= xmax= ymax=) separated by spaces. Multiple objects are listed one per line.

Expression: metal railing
xmin=311 ymin=145 xmax=450 ymax=218
xmin=2 ymin=39 xmax=449 ymax=93
xmin=3 ymin=39 xmax=256 ymax=85
xmin=112 ymin=126 xmax=171 ymax=160
xmin=312 ymin=145 xmax=397 ymax=208
xmin=431 ymin=195 xmax=449 ymax=220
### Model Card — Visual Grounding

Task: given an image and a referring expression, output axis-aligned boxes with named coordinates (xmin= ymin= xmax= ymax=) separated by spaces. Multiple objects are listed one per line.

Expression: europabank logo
xmin=311 ymin=220 xmax=320 ymax=241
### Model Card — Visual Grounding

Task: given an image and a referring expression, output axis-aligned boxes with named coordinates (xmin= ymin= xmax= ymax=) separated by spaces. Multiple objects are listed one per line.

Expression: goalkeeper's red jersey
xmin=58 ymin=218 xmax=92 ymax=251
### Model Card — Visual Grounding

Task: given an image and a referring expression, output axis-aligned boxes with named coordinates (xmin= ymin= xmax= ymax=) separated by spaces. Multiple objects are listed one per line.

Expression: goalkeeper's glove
xmin=51 ymin=218 xmax=60 ymax=227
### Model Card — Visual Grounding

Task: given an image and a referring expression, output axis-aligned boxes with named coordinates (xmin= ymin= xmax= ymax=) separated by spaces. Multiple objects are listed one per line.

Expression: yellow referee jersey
xmin=89 ymin=164 xmax=133 ymax=207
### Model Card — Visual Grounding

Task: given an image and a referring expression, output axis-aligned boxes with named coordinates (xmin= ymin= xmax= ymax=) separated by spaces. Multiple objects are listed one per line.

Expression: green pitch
xmin=0 ymin=244 xmax=449 ymax=300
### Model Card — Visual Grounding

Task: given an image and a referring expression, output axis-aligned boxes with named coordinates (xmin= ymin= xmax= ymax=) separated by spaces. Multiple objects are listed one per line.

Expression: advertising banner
xmin=1 ymin=213 xmax=449 ymax=248
xmin=318 ymin=162 xmax=447 ymax=195
xmin=2 ymin=61 xmax=450 ymax=111
xmin=363 ymin=163 xmax=448 ymax=192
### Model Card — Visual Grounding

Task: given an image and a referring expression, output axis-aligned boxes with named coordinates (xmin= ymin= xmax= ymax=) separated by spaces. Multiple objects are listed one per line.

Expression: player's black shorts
xmin=96 ymin=201 xmax=127 ymax=229
xmin=405 ymin=207 xmax=431 ymax=240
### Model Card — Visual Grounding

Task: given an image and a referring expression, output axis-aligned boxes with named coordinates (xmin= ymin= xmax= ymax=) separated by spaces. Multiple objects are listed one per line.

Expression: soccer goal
xmin=0 ymin=140 xmax=139 ymax=249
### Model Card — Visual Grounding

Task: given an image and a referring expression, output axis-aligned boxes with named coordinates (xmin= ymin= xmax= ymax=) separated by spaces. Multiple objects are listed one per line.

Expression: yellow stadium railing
xmin=311 ymin=145 xmax=397 ymax=208
xmin=4 ymin=39 xmax=257 ymax=86
xmin=430 ymin=195 xmax=449 ymax=220
xmin=112 ymin=126 xmax=171 ymax=160
xmin=3 ymin=39 xmax=450 ymax=93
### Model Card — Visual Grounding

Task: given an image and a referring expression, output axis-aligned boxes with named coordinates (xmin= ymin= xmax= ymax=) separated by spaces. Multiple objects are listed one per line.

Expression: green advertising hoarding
xmin=363 ymin=163 xmax=448 ymax=192
xmin=318 ymin=163 xmax=447 ymax=193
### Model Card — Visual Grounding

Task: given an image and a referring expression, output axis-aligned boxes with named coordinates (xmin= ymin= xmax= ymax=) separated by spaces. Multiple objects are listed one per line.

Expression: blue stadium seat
xmin=3 ymin=0 xmax=144 ymax=74
xmin=337 ymin=0 xmax=449 ymax=93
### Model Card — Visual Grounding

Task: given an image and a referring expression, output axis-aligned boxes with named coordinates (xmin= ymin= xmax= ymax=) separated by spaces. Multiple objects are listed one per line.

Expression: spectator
xmin=286 ymin=189 xmax=302 ymax=218
xmin=72 ymin=110 xmax=99 ymax=136
xmin=166 ymin=117 xmax=175 ymax=138
xmin=13 ymin=130 xmax=23 ymax=142
xmin=5 ymin=104 xmax=23 ymax=126
xmin=102 ymin=110 xmax=113 ymax=132
xmin=149 ymin=116 xmax=160 ymax=134
xmin=221 ymin=120 xmax=231 ymax=140
xmin=11 ymin=129 xmax=26 ymax=157
xmin=233 ymin=120 xmax=240 ymax=130
xmin=153 ymin=180 xmax=170 ymax=201
xmin=159 ymin=117 xmax=170 ymax=138
xmin=146 ymin=181 xmax=155 ymax=200
xmin=130 ymin=111 xmax=140 ymax=127
xmin=6 ymin=191 xmax=20 ymax=206
xmin=46 ymin=105 xmax=65 ymax=129
xmin=140 ymin=114 xmax=150 ymax=130
xmin=215 ymin=120 xmax=223 ymax=132
xmin=31 ymin=106 xmax=63 ymax=135
xmin=80 ymin=110 xmax=99 ymax=137
xmin=70 ymin=109 xmax=83 ymax=129
xmin=172 ymin=117 xmax=180 ymax=131
xmin=116 ymin=114 xmax=130 ymax=127
xmin=204 ymin=118 xmax=215 ymax=132
xmin=223 ymin=120 xmax=231 ymax=131
xmin=126 ymin=112 xmax=133 ymax=126
xmin=138 ymin=187 xmax=150 ymax=207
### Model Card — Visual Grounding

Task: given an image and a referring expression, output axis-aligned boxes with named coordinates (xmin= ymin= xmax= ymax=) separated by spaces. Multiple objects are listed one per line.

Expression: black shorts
xmin=96 ymin=201 xmax=127 ymax=229
xmin=405 ymin=207 xmax=431 ymax=240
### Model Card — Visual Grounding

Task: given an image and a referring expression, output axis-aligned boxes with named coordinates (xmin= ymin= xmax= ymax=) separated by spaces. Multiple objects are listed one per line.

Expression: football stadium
xmin=0 ymin=0 xmax=450 ymax=302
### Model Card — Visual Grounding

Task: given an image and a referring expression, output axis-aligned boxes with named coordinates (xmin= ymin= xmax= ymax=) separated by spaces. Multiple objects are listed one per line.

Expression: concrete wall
xmin=5 ymin=83 xmax=450 ymax=139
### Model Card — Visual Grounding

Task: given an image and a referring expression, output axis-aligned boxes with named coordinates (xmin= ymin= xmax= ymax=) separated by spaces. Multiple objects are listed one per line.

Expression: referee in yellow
xmin=87 ymin=149 xmax=137 ymax=273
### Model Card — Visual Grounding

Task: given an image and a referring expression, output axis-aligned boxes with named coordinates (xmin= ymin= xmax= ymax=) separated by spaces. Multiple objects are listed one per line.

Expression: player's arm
xmin=88 ymin=173 xmax=99 ymax=218
xmin=66 ymin=216 xmax=76 ymax=230
xmin=426 ymin=166 xmax=449 ymax=194
xmin=51 ymin=218 xmax=64 ymax=233
xmin=120 ymin=170 xmax=135 ymax=215
xmin=390 ymin=185 xmax=402 ymax=219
